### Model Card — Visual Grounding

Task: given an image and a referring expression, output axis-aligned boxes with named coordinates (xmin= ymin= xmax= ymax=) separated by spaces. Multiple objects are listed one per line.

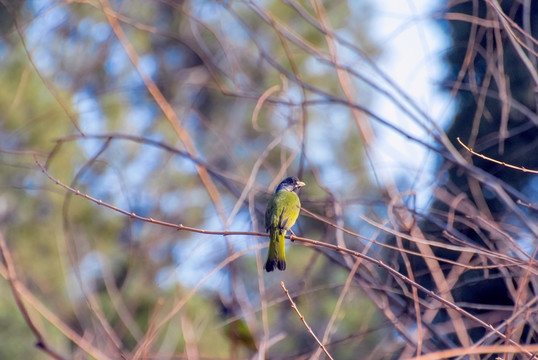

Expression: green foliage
xmin=0 ymin=0 xmax=383 ymax=359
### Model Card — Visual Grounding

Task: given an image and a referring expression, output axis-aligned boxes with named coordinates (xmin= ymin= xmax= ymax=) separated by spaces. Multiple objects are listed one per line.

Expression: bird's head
xmin=275 ymin=176 xmax=306 ymax=194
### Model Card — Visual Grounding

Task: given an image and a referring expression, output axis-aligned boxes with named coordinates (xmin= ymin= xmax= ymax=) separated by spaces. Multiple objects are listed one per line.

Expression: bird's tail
xmin=264 ymin=230 xmax=286 ymax=272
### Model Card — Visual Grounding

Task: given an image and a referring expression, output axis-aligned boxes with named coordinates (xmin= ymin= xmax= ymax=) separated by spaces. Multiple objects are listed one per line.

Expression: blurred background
xmin=2 ymin=0 xmax=538 ymax=359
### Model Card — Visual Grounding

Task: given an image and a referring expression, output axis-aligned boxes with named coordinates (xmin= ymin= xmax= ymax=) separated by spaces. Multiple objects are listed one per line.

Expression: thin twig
xmin=99 ymin=0 xmax=228 ymax=225
xmin=457 ymin=137 xmax=538 ymax=174
xmin=0 ymin=0 xmax=83 ymax=134
xmin=313 ymin=257 xmax=363 ymax=360
xmin=33 ymin=154 xmax=535 ymax=355
xmin=0 ymin=232 xmax=67 ymax=360
xmin=409 ymin=343 xmax=538 ymax=360
xmin=0 ymin=258 xmax=113 ymax=360
xmin=280 ymin=281 xmax=334 ymax=360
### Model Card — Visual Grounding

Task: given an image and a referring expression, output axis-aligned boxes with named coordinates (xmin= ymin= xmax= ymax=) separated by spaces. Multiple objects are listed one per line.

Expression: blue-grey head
xmin=275 ymin=176 xmax=306 ymax=194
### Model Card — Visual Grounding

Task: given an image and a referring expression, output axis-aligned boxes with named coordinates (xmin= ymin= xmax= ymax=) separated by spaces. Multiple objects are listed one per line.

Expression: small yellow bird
xmin=264 ymin=176 xmax=305 ymax=272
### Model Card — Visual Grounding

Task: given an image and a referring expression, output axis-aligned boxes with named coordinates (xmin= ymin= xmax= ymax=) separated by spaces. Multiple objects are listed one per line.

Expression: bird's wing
xmin=279 ymin=192 xmax=301 ymax=231
xmin=266 ymin=191 xmax=301 ymax=231
xmin=278 ymin=206 xmax=289 ymax=230
xmin=265 ymin=196 xmax=277 ymax=232
xmin=264 ymin=204 xmax=270 ymax=232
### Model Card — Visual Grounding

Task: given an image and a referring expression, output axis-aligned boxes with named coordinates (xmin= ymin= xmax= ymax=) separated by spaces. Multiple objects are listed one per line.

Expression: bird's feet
xmin=289 ymin=229 xmax=296 ymax=242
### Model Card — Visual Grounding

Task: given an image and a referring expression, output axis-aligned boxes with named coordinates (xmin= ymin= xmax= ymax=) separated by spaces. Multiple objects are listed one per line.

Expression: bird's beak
xmin=297 ymin=181 xmax=306 ymax=188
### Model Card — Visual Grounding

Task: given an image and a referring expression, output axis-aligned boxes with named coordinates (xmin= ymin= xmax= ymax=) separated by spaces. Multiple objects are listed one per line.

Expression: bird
xmin=264 ymin=176 xmax=305 ymax=272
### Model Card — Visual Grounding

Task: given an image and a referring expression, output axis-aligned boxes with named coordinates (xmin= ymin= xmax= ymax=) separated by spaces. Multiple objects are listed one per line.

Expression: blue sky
xmin=370 ymin=0 xmax=453 ymax=205
xmin=18 ymin=0 xmax=456 ymax=291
